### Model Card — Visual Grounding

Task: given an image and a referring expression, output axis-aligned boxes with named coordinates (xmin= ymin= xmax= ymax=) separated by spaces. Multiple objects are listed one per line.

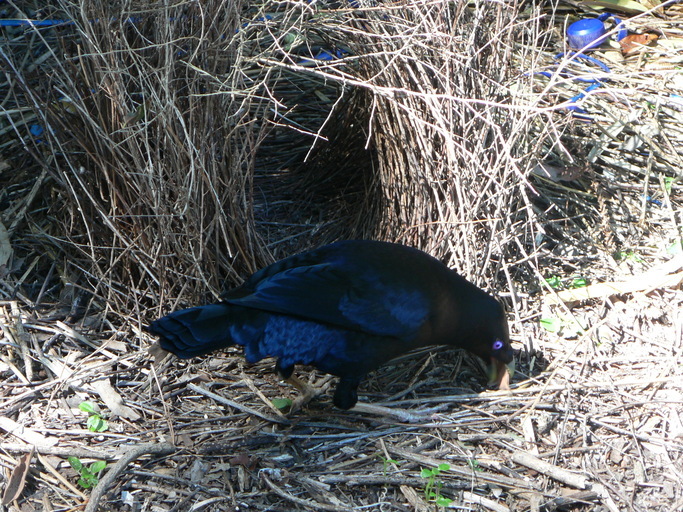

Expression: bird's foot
xmin=286 ymin=374 xmax=333 ymax=413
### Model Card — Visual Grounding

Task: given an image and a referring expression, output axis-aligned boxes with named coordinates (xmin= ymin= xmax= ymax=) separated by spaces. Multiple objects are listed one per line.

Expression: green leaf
xmin=79 ymin=402 xmax=96 ymax=414
xmin=282 ymin=30 xmax=300 ymax=50
xmin=545 ymin=275 xmax=563 ymax=289
xmin=437 ymin=463 xmax=451 ymax=472
xmin=78 ymin=476 xmax=98 ymax=489
xmin=436 ymin=496 xmax=453 ymax=507
xmin=283 ymin=31 xmax=298 ymax=45
xmin=570 ymin=277 xmax=588 ymax=288
xmin=420 ymin=468 xmax=433 ymax=478
xmin=664 ymin=177 xmax=675 ymax=194
xmin=614 ymin=250 xmax=643 ymax=263
xmin=90 ymin=461 xmax=107 ymax=474
xmin=540 ymin=317 xmax=562 ymax=333
xmin=271 ymin=398 xmax=293 ymax=410
xmin=68 ymin=457 xmax=83 ymax=471
xmin=87 ymin=415 xmax=109 ymax=432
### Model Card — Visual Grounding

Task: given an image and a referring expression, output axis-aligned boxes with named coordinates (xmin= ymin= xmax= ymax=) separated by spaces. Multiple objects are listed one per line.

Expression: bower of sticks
xmin=1 ymin=1 xmax=682 ymax=511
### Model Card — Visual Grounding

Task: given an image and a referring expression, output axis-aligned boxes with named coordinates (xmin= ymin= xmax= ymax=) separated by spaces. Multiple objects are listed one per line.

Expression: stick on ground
xmin=84 ymin=443 xmax=176 ymax=512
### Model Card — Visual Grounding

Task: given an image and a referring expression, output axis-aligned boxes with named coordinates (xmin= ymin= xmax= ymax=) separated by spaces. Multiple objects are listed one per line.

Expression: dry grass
xmin=0 ymin=0 xmax=682 ymax=511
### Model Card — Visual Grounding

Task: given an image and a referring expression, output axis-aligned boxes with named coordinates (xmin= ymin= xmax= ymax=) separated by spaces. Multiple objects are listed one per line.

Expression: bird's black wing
xmin=221 ymin=248 xmax=430 ymax=341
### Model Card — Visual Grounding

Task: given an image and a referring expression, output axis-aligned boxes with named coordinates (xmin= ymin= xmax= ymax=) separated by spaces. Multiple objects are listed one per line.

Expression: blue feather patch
xmin=339 ymin=284 xmax=429 ymax=339
xmin=259 ymin=315 xmax=348 ymax=368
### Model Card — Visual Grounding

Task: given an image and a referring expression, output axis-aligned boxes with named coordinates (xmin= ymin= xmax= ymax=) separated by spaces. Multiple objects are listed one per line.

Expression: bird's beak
xmin=488 ymin=357 xmax=515 ymax=391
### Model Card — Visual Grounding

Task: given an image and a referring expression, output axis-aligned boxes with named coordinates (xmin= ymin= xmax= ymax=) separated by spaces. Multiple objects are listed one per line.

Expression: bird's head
xmin=486 ymin=335 xmax=515 ymax=391
xmin=457 ymin=296 xmax=515 ymax=390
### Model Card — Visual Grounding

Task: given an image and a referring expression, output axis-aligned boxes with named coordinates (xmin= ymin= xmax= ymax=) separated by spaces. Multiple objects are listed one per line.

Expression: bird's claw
xmin=286 ymin=374 xmax=333 ymax=413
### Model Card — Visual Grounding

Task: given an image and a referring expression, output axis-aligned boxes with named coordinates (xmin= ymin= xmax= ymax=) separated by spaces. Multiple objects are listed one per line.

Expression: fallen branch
xmin=544 ymin=256 xmax=683 ymax=305
xmin=262 ymin=474 xmax=351 ymax=512
xmin=511 ymin=451 xmax=589 ymax=490
xmin=187 ymin=382 xmax=291 ymax=425
xmin=463 ymin=491 xmax=510 ymax=512
xmin=0 ymin=443 xmax=119 ymax=461
xmin=84 ymin=443 xmax=175 ymax=512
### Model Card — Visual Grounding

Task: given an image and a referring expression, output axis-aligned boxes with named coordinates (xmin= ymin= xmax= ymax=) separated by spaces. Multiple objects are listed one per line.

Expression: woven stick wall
xmin=2 ymin=0 xmax=548 ymax=328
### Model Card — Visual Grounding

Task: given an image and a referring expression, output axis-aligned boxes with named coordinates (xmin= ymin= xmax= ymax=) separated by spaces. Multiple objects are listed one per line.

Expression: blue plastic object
xmin=567 ymin=13 xmax=627 ymax=50
xmin=567 ymin=18 xmax=607 ymax=49
xmin=0 ymin=18 xmax=71 ymax=27
xmin=533 ymin=52 xmax=612 ymax=119
xmin=554 ymin=52 xmax=611 ymax=76
xmin=29 ymin=124 xmax=44 ymax=137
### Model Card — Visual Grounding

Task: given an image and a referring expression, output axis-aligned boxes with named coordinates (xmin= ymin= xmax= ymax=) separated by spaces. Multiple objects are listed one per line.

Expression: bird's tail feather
xmin=147 ymin=304 xmax=262 ymax=359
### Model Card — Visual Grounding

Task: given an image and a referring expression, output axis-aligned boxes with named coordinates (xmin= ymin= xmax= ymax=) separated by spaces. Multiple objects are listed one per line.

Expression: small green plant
xmin=79 ymin=402 xmax=109 ymax=432
xmin=466 ymin=458 xmax=482 ymax=472
xmin=540 ymin=314 xmax=586 ymax=338
xmin=664 ymin=176 xmax=676 ymax=194
xmin=570 ymin=277 xmax=588 ymax=288
xmin=378 ymin=456 xmax=400 ymax=476
xmin=545 ymin=275 xmax=588 ymax=290
xmin=545 ymin=275 xmax=563 ymax=289
xmin=614 ymin=250 xmax=644 ymax=263
xmin=420 ymin=463 xmax=453 ymax=507
xmin=539 ymin=317 xmax=562 ymax=333
xmin=68 ymin=457 xmax=107 ymax=489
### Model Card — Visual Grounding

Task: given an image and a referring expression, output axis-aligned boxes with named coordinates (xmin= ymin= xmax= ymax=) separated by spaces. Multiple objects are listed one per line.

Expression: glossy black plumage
xmin=147 ymin=240 xmax=513 ymax=409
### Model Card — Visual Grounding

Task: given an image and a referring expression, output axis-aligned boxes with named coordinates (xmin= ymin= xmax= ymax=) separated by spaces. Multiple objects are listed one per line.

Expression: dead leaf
xmin=639 ymin=0 xmax=661 ymax=9
xmin=580 ymin=0 xmax=648 ymax=14
xmin=620 ymin=33 xmax=659 ymax=55
xmin=1 ymin=449 xmax=34 ymax=506
xmin=229 ymin=453 xmax=255 ymax=469
xmin=91 ymin=379 xmax=142 ymax=421
xmin=188 ymin=459 xmax=208 ymax=483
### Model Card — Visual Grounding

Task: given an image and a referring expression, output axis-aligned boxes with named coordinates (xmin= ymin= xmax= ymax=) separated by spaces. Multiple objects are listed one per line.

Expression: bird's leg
xmin=277 ymin=360 xmax=332 ymax=411
xmin=333 ymin=376 xmax=361 ymax=409
xmin=286 ymin=374 xmax=327 ymax=412
xmin=276 ymin=360 xmax=294 ymax=380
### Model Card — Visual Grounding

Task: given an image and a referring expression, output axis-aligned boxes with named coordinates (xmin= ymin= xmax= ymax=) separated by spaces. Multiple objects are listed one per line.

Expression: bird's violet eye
xmin=492 ymin=340 xmax=504 ymax=351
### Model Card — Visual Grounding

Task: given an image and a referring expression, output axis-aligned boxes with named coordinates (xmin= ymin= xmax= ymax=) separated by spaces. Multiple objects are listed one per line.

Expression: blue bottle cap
xmin=567 ymin=18 xmax=607 ymax=50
